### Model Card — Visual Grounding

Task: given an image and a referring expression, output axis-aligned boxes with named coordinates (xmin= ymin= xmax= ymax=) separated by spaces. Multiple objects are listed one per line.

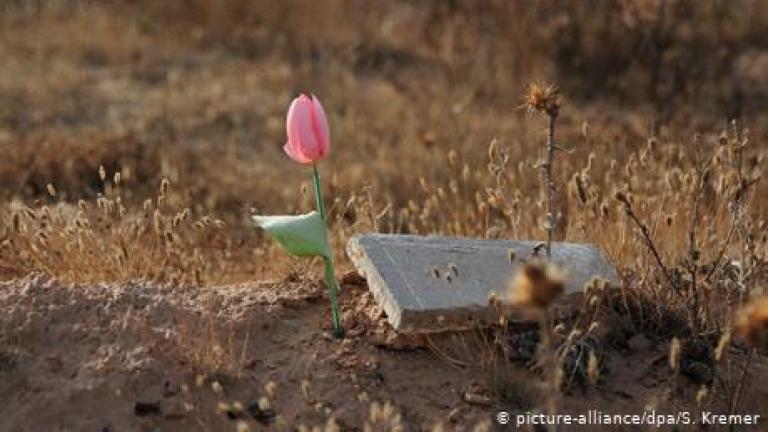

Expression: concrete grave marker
xmin=346 ymin=234 xmax=620 ymax=333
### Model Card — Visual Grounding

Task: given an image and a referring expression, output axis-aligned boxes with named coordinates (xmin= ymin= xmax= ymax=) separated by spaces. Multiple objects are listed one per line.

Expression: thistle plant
xmin=253 ymin=94 xmax=343 ymax=338
xmin=525 ymin=82 xmax=563 ymax=261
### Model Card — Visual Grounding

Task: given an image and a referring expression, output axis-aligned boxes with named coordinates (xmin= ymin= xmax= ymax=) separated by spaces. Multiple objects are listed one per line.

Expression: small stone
xmin=346 ymin=324 xmax=366 ymax=338
xmin=247 ymin=401 xmax=276 ymax=425
xmin=134 ymin=401 xmax=161 ymax=417
xmin=463 ymin=383 xmax=493 ymax=406
xmin=340 ymin=270 xmax=366 ymax=286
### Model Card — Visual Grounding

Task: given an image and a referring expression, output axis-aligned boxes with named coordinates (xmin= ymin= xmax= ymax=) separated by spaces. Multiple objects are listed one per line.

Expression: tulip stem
xmin=312 ymin=164 xmax=343 ymax=338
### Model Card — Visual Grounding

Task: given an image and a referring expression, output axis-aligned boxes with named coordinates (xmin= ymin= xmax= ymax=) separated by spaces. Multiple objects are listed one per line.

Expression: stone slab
xmin=346 ymin=234 xmax=620 ymax=333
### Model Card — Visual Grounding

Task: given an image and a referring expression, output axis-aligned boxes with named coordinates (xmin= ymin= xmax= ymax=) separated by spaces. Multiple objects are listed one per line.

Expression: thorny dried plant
xmin=525 ymin=81 xmax=564 ymax=261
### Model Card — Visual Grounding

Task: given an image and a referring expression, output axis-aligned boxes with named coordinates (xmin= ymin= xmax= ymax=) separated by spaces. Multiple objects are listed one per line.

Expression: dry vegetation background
xmin=1 ymin=0 xmax=767 ymax=282
xmin=0 ymin=0 xmax=767 ymax=430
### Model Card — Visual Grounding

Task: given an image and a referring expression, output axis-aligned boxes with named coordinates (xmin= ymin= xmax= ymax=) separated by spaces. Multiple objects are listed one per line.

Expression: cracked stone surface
xmin=346 ymin=234 xmax=620 ymax=333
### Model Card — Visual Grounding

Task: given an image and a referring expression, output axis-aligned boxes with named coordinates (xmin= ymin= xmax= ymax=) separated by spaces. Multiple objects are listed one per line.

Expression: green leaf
xmin=252 ymin=211 xmax=331 ymax=258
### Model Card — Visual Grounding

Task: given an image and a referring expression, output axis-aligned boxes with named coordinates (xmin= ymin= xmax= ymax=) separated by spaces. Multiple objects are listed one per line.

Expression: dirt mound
xmin=0 ymin=274 xmax=496 ymax=431
xmin=2 ymin=274 xmax=767 ymax=431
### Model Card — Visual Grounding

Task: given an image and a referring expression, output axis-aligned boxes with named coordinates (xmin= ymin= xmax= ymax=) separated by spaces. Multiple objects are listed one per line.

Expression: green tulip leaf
xmin=252 ymin=211 xmax=331 ymax=259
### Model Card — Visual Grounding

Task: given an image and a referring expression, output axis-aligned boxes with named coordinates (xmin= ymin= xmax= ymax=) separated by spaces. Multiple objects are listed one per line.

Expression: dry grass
xmin=0 ymin=0 xmax=767 ymax=429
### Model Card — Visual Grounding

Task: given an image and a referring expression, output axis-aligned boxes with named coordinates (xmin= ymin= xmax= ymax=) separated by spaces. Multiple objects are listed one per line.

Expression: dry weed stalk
xmin=615 ymin=191 xmax=679 ymax=293
xmin=605 ymin=122 xmax=765 ymax=334
xmin=525 ymin=82 xmax=563 ymax=261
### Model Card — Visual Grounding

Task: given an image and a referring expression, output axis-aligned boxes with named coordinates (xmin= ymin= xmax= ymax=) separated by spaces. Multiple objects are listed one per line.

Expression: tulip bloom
xmin=255 ymin=93 xmax=343 ymax=337
xmin=284 ymin=94 xmax=330 ymax=164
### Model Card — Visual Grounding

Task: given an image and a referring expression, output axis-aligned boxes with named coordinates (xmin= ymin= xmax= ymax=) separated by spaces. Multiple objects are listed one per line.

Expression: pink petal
xmin=309 ymin=94 xmax=330 ymax=158
xmin=286 ymin=94 xmax=321 ymax=162
xmin=283 ymin=139 xmax=312 ymax=164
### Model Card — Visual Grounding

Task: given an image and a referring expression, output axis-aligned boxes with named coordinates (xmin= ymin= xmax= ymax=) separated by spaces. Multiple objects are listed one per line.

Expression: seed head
xmin=696 ymin=386 xmax=709 ymax=407
xmin=669 ymin=338 xmax=682 ymax=372
xmin=587 ymin=351 xmax=600 ymax=385
xmin=160 ymin=178 xmax=170 ymax=194
xmin=447 ymin=149 xmax=458 ymax=166
xmin=507 ymin=248 xmax=517 ymax=264
xmin=153 ymin=210 xmax=163 ymax=233
xmin=487 ymin=292 xmax=501 ymax=308
xmin=258 ymin=397 xmax=271 ymax=410
xmin=572 ymin=173 xmax=587 ymax=204
xmin=265 ymin=381 xmax=277 ymax=398
xmin=524 ymin=81 xmax=562 ymax=116
xmin=301 ymin=380 xmax=312 ymax=401
xmin=462 ymin=164 xmax=470 ymax=182
xmin=217 ymin=401 xmax=232 ymax=413
xmin=587 ymin=321 xmax=600 ymax=334
xmin=715 ymin=330 xmax=731 ymax=362
xmin=357 ymin=392 xmax=369 ymax=403
xmin=488 ymin=139 xmax=500 ymax=161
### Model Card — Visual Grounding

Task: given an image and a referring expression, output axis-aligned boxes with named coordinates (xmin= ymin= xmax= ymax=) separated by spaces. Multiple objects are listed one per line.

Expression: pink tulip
xmin=284 ymin=94 xmax=330 ymax=164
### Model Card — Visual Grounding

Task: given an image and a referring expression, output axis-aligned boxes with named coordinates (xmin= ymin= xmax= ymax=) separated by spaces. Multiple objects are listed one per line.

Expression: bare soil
xmin=2 ymin=275 xmax=766 ymax=431
xmin=0 ymin=274 xmax=495 ymax=430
